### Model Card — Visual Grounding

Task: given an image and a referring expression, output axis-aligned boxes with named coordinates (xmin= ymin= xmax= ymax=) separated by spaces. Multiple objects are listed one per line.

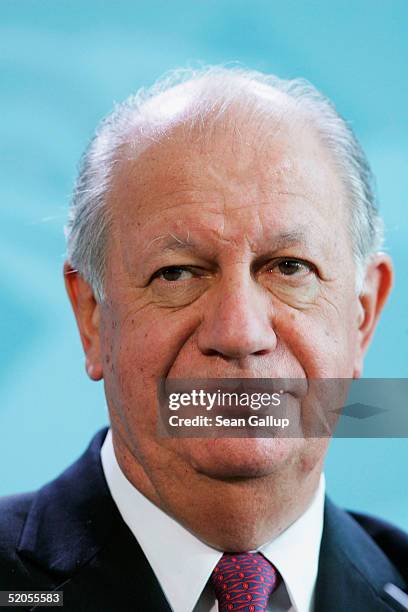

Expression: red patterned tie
xmin=210 ymin=552 xmax=280 ymax=611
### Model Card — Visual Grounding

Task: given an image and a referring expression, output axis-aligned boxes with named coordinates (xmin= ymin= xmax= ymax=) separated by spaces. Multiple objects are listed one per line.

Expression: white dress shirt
xmin=101 ymin=429 xmax=325 ymax=612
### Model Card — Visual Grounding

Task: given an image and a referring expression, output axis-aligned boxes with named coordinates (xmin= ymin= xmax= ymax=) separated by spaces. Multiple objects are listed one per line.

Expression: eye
xmin=273 ymin=258 xmax=314 ymax=276
xmin=153 ymin=266 xmax=194 ymax=282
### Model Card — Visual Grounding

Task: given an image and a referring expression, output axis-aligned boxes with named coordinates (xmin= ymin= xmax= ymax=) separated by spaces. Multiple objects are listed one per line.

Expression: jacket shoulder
xmin=0 ymin=429 xmax=111 ymax=591
xmin=350 ymin=510 xmax=408 ymax=582
xmin=0 ymin=492 xmax=35 ymax=550
xmin=0 ymin=491 xmax=36 ymax=585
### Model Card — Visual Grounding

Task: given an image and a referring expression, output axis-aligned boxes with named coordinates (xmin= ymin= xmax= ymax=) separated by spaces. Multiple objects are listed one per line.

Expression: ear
xmin=63 ymin=261 xmax=103 ymax=381
xmin=353 ymin=253 xmax=393 ymax=378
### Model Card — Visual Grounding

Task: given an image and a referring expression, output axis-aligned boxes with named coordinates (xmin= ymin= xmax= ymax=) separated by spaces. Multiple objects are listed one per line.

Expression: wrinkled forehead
xmin=105 ymin=84 xmax=349 ymax=271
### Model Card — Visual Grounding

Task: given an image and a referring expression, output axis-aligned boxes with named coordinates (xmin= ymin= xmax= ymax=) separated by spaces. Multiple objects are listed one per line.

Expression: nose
xmin=197 ymin=272 xmax=277 ymax=361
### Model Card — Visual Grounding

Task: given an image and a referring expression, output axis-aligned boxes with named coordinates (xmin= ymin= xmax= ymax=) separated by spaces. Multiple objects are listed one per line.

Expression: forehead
xmin=108 ymin=107 xmax=348 ymax=257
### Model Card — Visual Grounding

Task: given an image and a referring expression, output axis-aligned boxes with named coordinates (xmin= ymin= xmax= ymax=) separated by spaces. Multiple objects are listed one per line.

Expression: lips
xmin=228 ymin=377 xmax=307 ymax=399
xmin=164 ymin=376 xmax=308 ymax=399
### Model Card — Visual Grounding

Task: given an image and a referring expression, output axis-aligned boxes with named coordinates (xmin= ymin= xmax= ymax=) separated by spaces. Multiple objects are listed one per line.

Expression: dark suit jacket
xmin=0 ymin=428 xmax=407 ymax=611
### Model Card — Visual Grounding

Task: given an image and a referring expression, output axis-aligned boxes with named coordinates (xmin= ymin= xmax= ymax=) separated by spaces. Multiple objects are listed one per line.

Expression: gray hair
xmin=64 ymin=65 xmax=384 ymax=303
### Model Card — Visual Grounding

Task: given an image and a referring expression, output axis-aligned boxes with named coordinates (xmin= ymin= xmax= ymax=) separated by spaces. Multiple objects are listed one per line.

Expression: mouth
xmin=163 ymin=376 xmax=308 ymax=399
xmin=228 ymin=377 xmax=307 ymax=399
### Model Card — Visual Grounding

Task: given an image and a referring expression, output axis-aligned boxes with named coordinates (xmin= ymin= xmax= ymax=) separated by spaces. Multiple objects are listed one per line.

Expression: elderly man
xmin=0 ymin=66 xmax=406 ymax=612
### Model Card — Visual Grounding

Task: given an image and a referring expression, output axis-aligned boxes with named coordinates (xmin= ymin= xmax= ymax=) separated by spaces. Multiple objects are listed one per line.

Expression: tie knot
xmin=210 ymin=552 xmax=279 ymax=611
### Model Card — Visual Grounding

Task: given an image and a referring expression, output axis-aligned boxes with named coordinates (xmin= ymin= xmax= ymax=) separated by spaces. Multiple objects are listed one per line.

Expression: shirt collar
xmin=101 ymin=428 xmax=325 ymax=612
xmin=258 ymin=473 xmax=325 ymax=612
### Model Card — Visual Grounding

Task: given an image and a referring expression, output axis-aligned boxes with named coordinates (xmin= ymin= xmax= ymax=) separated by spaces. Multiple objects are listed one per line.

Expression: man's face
xmin=97 ymin=109 xmax=362 ymax=485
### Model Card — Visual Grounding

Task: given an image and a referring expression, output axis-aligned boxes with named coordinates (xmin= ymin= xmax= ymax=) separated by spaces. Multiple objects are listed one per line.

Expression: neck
xmin=111 ymin=429 xmax=324 ymax=551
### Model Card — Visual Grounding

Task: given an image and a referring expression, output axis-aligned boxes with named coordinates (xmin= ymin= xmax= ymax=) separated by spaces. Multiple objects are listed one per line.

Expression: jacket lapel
xmin=314 ymin=497 xmax=406 ymax=612
xmin=17 ymin=428 xmax=171 ymax=611
xmin=54 ymin=515 xmax=172 ymax=611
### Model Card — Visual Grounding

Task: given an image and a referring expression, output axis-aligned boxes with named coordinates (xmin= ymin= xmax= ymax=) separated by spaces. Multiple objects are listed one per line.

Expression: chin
xmin=178 ymin=437 xmax=302 ymax=480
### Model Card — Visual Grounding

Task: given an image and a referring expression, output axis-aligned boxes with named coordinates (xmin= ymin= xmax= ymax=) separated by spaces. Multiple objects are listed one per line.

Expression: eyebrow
xmin=143 ymin=226 xmax=308 ymax=266
xmin=267 ymin=230 xmax=309 ymax=250
xmin=151 ymin=232 xmax=193 ymax=251
xmin=143 ymin=229 xmax=310 ymax=256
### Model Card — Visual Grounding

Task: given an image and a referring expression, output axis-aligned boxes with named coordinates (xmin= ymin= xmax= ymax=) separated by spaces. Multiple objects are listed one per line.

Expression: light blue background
xmin=1 ymin=1 xmax=407 ymax=529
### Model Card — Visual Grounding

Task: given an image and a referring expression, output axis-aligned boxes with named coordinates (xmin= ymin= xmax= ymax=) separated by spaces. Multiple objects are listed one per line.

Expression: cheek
xmin=275 ymin=303 xmax=359 ymax=378
xmin=101 ymin=306 xmax=200 ymax=412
